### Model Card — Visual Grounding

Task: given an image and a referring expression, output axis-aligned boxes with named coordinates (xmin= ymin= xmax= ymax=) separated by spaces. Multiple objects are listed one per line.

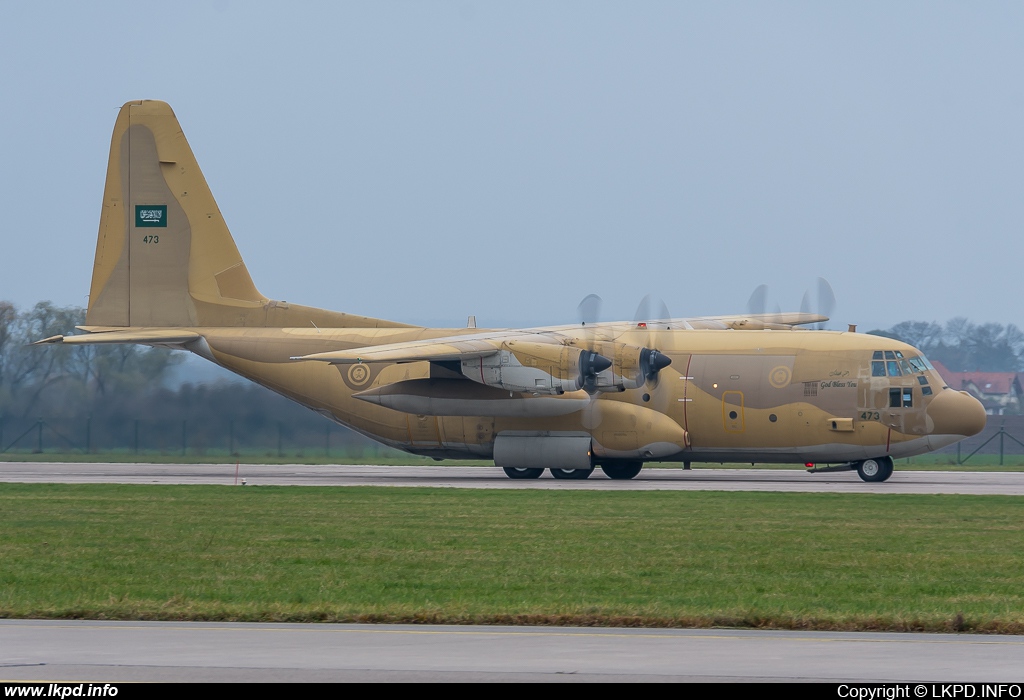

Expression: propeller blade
xmin=577 ymin=294 xmax=602 ymax=327
xmin=747 ymin=285 xmax=768 ymax=317
xmin=816 ymin=277 xmax=835 ymax=329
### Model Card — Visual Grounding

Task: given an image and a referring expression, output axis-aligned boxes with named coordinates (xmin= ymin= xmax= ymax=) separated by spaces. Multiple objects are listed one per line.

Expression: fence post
xmin=181 ymin=420 xmax=187 ymax=457
xmin=85 ymin=416 xmax=91 ymax=455
xmin=36 ymin=419 xmax=44 ymax=454
xmin=1000 ymin=427 xmax=1005 ymax=466
xmin=957 ymin=441 xmax=961 ymax=465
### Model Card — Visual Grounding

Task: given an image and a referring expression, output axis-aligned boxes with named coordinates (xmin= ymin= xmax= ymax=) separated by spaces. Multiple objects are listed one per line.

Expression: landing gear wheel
xmin=878 ymin=456 xmax=894 ymax=482
xmin=502 ymin=467 xmax=544 ymax=480
xmin=600 ymin=461 xmax=643 ymax=480
xmin=857 ymin=457 xmax=894 ymax=482
xmin=550 ymin=468 xmax=594 ymax=480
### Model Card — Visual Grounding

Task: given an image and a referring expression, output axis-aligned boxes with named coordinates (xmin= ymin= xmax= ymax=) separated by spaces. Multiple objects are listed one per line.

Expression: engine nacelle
xmin=461 ymin=340 xmax=610 ymax=394
xmin=587 ymin=344 xmax=672 ymax=392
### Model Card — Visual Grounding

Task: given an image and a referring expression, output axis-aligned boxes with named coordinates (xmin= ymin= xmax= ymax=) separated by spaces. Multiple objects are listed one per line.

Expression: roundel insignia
xmin=769 ymin=365 xmax=792 ymax=389
xmin=347 ymin=363 xmax=372 ymax=388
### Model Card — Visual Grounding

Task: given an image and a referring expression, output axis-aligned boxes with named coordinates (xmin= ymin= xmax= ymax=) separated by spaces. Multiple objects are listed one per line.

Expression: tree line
xmin=868 ymin=319 xmax=1024 ymax=373
xmin=0 ymin=301 xmax=377 ymax=455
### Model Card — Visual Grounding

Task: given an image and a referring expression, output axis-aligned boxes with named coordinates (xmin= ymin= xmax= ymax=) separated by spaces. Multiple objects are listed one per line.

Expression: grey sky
xmin=2 ymin=2 xmax=1022 ymax=331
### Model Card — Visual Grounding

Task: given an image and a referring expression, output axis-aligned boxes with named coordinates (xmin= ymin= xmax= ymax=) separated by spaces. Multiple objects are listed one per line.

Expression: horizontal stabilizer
xmin=33 ymin=329 xmax=201 ymax=346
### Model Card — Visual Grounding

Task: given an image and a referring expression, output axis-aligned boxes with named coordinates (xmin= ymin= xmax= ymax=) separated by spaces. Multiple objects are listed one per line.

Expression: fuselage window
xmin=884 ymin=351 xmax=896 ymax=360
xmin=895 ymin=350 xmax=904 ymax=359
xmin=922 ymin=386 xmax=933 ymax=396
xmin=872 ymin=361 xmax=887 ymax=377
xmin=873 ymin=351 xmax=883 ymax=360
xmin=889 ymin=388 xmax=902 ymax=407
xmin=918 ymin=375 xmax=929 ymax=385
xmin=899 ymin=360 xmax=912 ymax=375
xmin=908 ymin=357 xmax=927 ymax=372
xmin=902 ymin=388 xmax=913 ymax=407
xmin=887 ymin=361 xmax=902 ymax=377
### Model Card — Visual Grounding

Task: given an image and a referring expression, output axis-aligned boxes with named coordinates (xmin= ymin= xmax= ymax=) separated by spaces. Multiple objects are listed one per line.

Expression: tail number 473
xmin=142 ymin=235 xmax=160 ymax=244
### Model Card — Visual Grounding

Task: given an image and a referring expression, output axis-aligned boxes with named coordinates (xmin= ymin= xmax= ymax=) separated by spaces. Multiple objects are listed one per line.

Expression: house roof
xmin=931 ymin=361 xmax=1020 ymax=396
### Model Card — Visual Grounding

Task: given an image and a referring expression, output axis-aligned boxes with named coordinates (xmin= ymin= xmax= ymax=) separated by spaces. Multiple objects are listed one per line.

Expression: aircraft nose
xmin=927 ymin=389 xmax=987 ymax=437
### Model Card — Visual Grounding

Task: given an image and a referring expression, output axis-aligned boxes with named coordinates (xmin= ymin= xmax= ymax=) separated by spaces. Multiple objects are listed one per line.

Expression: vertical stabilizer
xmin=87 ymin=100 xmax=265 ymax=327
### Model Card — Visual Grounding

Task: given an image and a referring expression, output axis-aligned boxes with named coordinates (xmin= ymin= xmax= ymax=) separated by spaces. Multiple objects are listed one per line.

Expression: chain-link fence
xmin=0 ymin=414 xmax=391 ymax=460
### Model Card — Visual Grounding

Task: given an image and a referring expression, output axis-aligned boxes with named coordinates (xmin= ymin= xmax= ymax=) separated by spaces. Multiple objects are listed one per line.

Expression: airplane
xmin=37 ymin=100 xmax=987 ymax=483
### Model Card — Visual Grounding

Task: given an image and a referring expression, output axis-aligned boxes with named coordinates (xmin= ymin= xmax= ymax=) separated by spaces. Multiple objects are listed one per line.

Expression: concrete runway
xmin=2 ymin=620 xmax=1022 ymax=683
xmin=3 ymin=462 xmax=1024 ymax=494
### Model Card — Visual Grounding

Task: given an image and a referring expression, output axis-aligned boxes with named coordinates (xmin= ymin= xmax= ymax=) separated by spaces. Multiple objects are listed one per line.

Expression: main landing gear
xmin=856 ymin=456 xmax=894 ymax=483
xmin=502 ymin=467 xmax=544 ymax=479
xmin=502 ymin=462 xmax=645 ymax=481
xmin=549 ymin=467 xmax=595 ymax=480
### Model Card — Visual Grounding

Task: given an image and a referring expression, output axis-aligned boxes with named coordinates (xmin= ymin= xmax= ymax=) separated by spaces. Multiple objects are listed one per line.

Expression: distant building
xmin=931 ymin=361 xmax=1024 ymax=415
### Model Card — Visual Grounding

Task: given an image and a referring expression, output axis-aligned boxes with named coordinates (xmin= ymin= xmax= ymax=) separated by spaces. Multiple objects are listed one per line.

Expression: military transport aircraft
xmin=37 ymin=100 xmax=987 ymax=482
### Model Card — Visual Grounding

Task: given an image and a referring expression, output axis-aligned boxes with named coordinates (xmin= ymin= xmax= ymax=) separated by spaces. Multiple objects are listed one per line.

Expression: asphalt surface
xmin=2 ymin=621 xmax=1022 ymax=683
xmin=2 ymin=462 xmax=1024 ymax=494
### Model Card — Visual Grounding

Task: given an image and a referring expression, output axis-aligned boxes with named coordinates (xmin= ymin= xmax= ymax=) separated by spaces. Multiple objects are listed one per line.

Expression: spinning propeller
xmin=748 ymin=277 xmax=836 ymax=329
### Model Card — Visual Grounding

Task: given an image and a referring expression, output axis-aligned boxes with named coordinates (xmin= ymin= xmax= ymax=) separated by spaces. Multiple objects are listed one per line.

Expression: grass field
xmin=1 ymin=484 xmax=1023 ymax=632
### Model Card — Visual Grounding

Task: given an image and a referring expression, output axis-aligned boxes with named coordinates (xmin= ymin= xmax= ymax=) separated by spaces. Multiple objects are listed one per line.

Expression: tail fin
xmin=86 ymin=100 xmax=413 ymax=330
xmin=87 ymin=100 xmax=264 ymax=327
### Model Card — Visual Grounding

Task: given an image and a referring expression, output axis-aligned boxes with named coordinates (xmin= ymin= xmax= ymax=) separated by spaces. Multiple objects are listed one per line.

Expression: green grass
xmin=1 ymin=484 xmax=1023 ymax=632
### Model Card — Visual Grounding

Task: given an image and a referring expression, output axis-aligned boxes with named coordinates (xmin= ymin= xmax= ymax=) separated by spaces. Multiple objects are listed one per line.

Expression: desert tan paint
xmin=49 ymin=100 xmax=986 ymax=468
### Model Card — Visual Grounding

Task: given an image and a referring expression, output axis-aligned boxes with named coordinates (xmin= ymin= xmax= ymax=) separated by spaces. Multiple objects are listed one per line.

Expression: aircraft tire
xmin=600 ymin=461 xmax=643 ymax=480
xmin=550 ymin=468 xmax=594 ymax=480
xmin=878 ymin=456 xmax=894 ymax=482
xmin=856 ymin=458 xmax=891 ymax=483
xmin=502 ymin=467 xmax=544 ymax=479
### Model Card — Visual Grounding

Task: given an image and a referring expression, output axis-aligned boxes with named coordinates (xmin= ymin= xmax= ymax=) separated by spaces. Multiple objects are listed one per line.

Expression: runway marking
xmin=9 ymin=622 xmax=1023 ymax=645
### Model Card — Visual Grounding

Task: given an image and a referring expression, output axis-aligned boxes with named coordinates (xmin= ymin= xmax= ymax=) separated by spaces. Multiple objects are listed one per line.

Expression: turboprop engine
xmin=586 ymin=344 xmax=672 ymax=392
xmin=460 ymin=340 xmax=612 ymax=394
xmin=460 ymin=340 xmax=672 ymax=395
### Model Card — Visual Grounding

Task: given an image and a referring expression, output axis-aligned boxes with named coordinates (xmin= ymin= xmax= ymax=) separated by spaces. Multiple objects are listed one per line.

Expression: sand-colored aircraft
xmin=38 ymin=100 xmax=987 ymax=482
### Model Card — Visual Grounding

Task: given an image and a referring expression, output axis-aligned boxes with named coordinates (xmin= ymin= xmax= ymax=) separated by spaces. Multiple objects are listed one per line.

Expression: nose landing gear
xmin=856 ymin=456 xmax=894 ymax=482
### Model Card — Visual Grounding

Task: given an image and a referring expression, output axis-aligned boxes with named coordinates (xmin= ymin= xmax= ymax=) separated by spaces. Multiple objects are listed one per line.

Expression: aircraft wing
xmin=680 ymin=312 xmax=828 ymax=330
xmin=292 ymin=336 xmax=503 ymax=364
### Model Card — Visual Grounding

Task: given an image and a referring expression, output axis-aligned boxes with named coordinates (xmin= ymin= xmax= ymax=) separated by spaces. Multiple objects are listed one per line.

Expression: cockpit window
xmin=902 ymin=388 xmax=913 ymax=407
xmin=873 ymin=351 xmax=883 ymax=360
xmin=899 ymin=359 xmax=912 ymax=375
xmin=887 ymin=361 xmax=902 ymax=377
xmin=872 ymin=361 xmax=886 ymax=377
xmin=889 ymin=388 xmax=901 ymax=407
xmin=884 ymin=351 xmax=896 ymax=360
xmin=895 ymin=351 xmax=904 ymax=359
xmin=908 ymin=357 xmax=927 ymax=372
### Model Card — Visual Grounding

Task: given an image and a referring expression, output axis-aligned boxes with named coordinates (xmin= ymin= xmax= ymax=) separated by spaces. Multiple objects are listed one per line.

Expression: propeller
xmin=815 ymin=277 xmax=835 ymax=330
xmin=748 ymin=278 xmax=836 ymax=329
xmin=632 ymin=294 xmax=673 ymax=387
xmin=575 ymin=294 xmax=611 ymax=394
